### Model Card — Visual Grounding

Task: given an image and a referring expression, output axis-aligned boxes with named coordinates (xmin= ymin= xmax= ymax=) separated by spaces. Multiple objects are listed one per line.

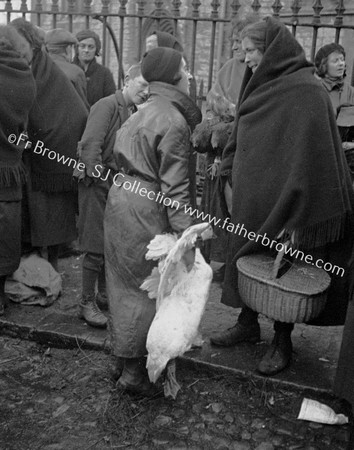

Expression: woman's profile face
xmin=176 ymin=57 xmax=192 ymax=95
xmin=242 ymin=37 xmax=263 ymax=73
xmin=231 ymin=32 xmax=245 ymax=62
xmin=326 ymin=51 xmax=345 ymax=79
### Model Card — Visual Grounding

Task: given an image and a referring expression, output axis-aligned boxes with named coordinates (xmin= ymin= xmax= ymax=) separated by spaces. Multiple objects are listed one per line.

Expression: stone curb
xmin=0 ymin=316 xmax=334 ymax=400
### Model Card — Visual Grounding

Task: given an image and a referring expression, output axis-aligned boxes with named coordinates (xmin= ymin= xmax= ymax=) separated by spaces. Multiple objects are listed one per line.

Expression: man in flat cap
xmin=73 ymin=29 xmax=116 ymax=107
xmin=45 ymin=28 xmax=89 ymax=109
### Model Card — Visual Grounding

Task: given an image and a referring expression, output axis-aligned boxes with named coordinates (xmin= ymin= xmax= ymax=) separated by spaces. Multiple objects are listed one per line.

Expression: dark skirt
xmin=78 ymin=174 xmax=112 ymax=254
xmin=22 ymin=183 xmax=77 ymax=247
xmin=0 ymin=200 xmax=21 ymax=276
xmin=104 ymin=176 xmax=169 ymax=358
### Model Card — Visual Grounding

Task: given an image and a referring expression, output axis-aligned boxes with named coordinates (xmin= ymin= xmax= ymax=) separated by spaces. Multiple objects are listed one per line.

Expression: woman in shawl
xmin=11 ymin=19 xmax=88 ymax=272
xmin=210 ymin=17 xmax=354 ymax=377
xmin=0 ymin=25 xmax=36 ymax=315
xmin=104 ymin=47 xmax=201 ymax=396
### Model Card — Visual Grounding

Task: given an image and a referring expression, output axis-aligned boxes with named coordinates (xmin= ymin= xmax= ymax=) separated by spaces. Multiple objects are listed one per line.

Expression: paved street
xmin=0 ymin=255 xmax=351 ymax=449
xmin=0 ymin=336 xmax=351 ymax=450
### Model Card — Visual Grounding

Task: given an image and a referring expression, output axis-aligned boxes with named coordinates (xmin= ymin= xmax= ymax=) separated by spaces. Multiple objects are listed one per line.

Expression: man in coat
xmin=104 ymin=48 xmax=201 ymax=396
xmin=45 ymin=28 xmax=89 ymax=109
xmin=75 ymin=63 xmax=149 ymax=329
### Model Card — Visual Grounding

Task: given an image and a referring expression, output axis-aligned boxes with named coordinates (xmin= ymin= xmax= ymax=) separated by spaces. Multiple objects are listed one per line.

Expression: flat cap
xmin=45 ymin=28 xmax=77 ymax=47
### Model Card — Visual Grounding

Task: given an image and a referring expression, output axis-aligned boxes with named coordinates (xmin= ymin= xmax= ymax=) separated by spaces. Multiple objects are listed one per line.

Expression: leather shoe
xmin=78 ymin=294 xmax=107 ymax=328
xmin=257 ymin=331 xmax=292 ymax=376
xmin=109 ymin=357 xmax=124 ymax=382
xmin=117 ymin=377 xmax=162 ymax=397
xmin=210 ymin=322 xmax=260 ymax=346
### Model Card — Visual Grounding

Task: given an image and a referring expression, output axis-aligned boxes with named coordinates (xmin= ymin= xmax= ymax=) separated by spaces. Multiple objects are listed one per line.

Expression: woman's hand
xmin=342 ymin=142 xmax=354 ymax=150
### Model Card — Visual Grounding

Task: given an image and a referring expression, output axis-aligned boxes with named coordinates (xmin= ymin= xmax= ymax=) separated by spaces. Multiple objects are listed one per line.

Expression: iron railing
xmin=1 ymin=0 xmax=354 ymax=94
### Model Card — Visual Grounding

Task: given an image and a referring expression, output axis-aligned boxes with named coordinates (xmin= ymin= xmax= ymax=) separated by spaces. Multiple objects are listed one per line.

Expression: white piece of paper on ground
xmin=298 ymin=398 xmax=349 ymax=425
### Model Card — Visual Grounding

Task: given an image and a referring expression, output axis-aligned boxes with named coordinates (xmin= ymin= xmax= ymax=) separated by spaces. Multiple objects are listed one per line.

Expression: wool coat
xmin=104 ymin=82 xmax=201 ymax=358
xmin=220 ymin=17 xmax=354 ymax=326
xmin=77 ymin=90 xmax=131 ymax=254
xmin=73 ymin=57 xmax=116 ymax=107
xmin=49 ymin=53 xmax=89 ymax=110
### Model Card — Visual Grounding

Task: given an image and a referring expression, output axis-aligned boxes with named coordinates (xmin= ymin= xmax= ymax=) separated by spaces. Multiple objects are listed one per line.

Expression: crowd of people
xmin=1 ymin=15 xmax=354 ymax=426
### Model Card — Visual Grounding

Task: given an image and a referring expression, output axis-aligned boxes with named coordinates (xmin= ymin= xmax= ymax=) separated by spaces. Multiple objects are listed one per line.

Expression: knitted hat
xmin=141 ymin=47 xmax=182 ymax=84
xmin=314 ymin=43 xmax=345 ymax=69
xmin=45 ymin=28 xmax=77 ymax=48
xmin=154 ymin=31 xmax=184 ymax=53
xmin=76 ymin=29 xmax=101 ymax=55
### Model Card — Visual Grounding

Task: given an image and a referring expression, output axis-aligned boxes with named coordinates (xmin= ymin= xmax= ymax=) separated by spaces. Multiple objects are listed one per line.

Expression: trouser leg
xmin=96 ymin=263 xmax=108 ymax=310
xmin=78 ymin=252 xmax=107 ymax=328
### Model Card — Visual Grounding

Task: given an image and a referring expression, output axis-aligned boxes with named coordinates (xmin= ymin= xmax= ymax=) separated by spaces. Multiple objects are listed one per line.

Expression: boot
xmin=78 ymin=294 xmax=107 ymax=328
xmin=117 ymin=357 xmax=161 ymax=397
xmin=257 ymin=321 xmax=294 ymax=376
xmin=96 ymin=292 xmax=108 ymax=310
xmin=109 ymin=356 xmax=124 ymax=382
xmin=210 ymin=307 xmax=260 ymax=346
xmin=96 ymin=267 xmax=108 ymax=310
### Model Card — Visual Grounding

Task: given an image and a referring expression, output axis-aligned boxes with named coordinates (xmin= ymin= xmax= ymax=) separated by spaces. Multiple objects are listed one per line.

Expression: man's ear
xmin=172 ymin=72 xmax=182 ymax=85
xmin=123 ymin=74 xmax=131 ymax=88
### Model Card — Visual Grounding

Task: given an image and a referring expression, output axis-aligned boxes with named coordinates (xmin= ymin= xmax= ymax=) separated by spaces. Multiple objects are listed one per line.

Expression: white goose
xmin=140 ymin=223 xmax=213 ymax=399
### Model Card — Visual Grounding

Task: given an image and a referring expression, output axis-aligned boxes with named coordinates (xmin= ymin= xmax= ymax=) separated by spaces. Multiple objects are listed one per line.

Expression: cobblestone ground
xmin=0 ymin=337 xmax=351 ymax=450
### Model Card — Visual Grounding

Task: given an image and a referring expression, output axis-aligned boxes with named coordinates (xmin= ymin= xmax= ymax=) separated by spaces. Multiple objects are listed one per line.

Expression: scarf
xmin=321 ymin=75 xmax=345 ymax=92
xmin=28 ymin=49 xmax=88 ymax=192
xmin=0 ymin=44 xmax=36 ymax=189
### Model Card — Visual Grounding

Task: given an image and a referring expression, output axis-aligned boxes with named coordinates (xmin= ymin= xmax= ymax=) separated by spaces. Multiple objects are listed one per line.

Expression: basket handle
xmin=271 ymin=239 xmax=291 ymax=279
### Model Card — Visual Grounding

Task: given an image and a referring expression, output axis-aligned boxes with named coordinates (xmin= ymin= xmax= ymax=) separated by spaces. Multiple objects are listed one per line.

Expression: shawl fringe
xmin=0 ymin=164 xmax=27 ymax=188
xmin=31 ymin=172 xmax=75 ymax=193
xmin=290 ymin=213 xmax=348 ymax=249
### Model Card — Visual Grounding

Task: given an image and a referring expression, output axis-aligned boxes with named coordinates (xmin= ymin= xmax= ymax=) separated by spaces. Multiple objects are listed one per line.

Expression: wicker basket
xmin=237 ymin=253 xmax=331 ymax=323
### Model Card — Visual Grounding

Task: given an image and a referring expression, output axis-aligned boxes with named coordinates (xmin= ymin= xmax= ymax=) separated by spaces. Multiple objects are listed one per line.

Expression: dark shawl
xmin=28 ymin=49 xmax=88 ymax=192
xmin=0 ymin=42 xmax=36 ymax=198
xmin=221 ymin=17 xmax=354 ymax=325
